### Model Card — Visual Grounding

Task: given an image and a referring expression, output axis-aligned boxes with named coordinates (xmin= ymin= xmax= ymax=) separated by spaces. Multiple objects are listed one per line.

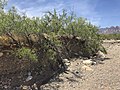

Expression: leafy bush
xmin=0 ymin=5 xmax=106 ymax=71
xmin=100 ymin=34 xmax=120 ymax=40
xmin=16 ymin=47 xmax=38 ymax=61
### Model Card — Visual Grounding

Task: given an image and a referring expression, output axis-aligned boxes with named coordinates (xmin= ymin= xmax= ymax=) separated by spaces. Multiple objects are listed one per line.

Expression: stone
xmin=3 ymin=85 xmax=8 ymax=89
xmin=63 ymin=59 xmax=70 ymax=63
xmin=97 ymin=51 xmax=105 ymax=60
xmin=0 ymin=52 xmax=3 ymax=57
xmin=82 ymin=59 xmax=93 ymax=65
xmin=63 ymin=59 xmax=71 ymax=68
xmin=32 ymin=83 xmax=38 ymax=90
xmin=26 ymin=72 xmax=33 ymax=82
xmin=76 ymin=37 xmax=81 ymax=40
xmin=22 ymin=86 xmax=31 ymax=90
xmin=81 ymin=65 xmax=93 ymax=71
xmin=26 ymin=76 xmax=33 ymax=82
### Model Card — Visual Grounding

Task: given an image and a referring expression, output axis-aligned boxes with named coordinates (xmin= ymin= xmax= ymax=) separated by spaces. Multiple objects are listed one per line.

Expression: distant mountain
xmin=99 ymin=26 xmax=120 ymax=34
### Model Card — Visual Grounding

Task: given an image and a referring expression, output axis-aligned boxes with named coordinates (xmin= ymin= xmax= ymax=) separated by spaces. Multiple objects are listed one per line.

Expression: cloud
xmin=7 ymin=0 xmax=65 ymax=17
xmin=88 ymin=17 xmax=101 ymax=26
xmin=67 ymin=0 xmax=101 ymax=26
xmin=7 ymin=0 xmax=101 ymax=26
xmin=21 ymin=1 xmax=65 ymax=17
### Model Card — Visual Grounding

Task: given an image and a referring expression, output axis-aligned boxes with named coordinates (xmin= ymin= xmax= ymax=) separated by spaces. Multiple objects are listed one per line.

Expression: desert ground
xmin=41 ymin=41 xmax=120 ymax=90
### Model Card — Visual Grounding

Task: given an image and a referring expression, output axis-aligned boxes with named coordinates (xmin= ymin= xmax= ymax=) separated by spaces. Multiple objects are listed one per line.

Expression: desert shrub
xmin=0 ymin=6 xmax=106 ymax=72
xmin=0 ymin=6 xmax=106 ymax=55
xmin=16 ymin=47 xmax=38 ymax=61
xmin=38 ymin=10 xmax=106 ymax=57
xmin=100 ymin=34 xmax=120 ymax=40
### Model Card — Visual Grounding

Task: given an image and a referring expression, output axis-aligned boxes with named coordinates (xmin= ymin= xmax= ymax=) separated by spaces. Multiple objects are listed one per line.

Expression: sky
xmin=5 ymin=0 xmax=120 ymax=28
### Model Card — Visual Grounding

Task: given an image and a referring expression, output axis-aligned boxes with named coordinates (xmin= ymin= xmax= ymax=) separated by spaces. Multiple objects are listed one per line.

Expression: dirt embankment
xmin=0 ymin=41 xmax=120 ymax=90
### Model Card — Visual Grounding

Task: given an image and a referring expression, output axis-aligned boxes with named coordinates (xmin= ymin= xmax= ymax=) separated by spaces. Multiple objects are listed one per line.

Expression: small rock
xmin=63 ymin=59 xmax=70 ymax=63
xmin=26 ymin=72 xmax=33 ymax=81
xmin=81 ymin=65 xmax=93 ymax=71
xmin=76 ymin=37 xmax=81 ymax=40
xmin=92 ymin=61 xmax=97 ymax=65
xmin=22 ymin=85 xmax=31 ymax=90
xmin=26 ymin=76 xmax=33 ymax=82
xmin=32 ymin=83 xmax=38 ymax=90
xmin=97 ymin=51 xmax=105 ymax=60
xmin=63 ymin=59 xmax=71 ymax=68
xmin=65 ymin=62 xmax=71 ymax=66
xmin=3 ymin=85 xmax=8 ymax=89
xmin=82 ymin=59 xmax=93 ymax=65
xmin=0 ymin=52 xmax=3 ymax=57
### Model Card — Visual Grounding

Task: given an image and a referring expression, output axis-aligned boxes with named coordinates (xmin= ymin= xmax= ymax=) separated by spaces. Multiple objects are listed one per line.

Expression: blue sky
xmin=6 ymin=0 xmax=120 ymax=28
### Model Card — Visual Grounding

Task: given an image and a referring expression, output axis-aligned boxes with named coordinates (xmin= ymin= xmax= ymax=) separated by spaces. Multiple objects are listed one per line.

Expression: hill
xmin=99 ymin=26 xmax=120 ymax=34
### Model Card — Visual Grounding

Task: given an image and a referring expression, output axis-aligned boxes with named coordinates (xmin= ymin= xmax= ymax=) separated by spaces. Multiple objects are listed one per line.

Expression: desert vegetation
xmin=100 ymin=33 xmax=120 ymax=40
xmin=0 ymin=0 xmax=107 ymax=89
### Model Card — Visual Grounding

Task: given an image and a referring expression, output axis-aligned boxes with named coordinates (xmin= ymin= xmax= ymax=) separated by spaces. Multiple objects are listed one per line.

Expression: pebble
xmin=0 ymin=52 xmax=3 ymax=57
xmin=4 ymin=85 xmax=8 ymax=89
xmin=81 ymin=65 xmax=93 ymax=71
xmin=22 ymin=85 xmax=31 ymax=90
xmin=82 ymin=59 xmax=93 ymax=65
xmin=63 ymin=59 xmax=70 ymax=63
xmin=26 ymin=72 xmax=33 ymax=81
xmin=97 ymin=51 xmax=105 ymax=60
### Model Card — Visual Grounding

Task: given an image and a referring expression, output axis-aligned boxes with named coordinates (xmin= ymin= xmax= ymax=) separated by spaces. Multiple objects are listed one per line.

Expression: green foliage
xmin=0 ymin=6 xmax=106 ymax=63
xmin=46 ymin=48 xmax=58 ymax=68
xmin=100 ymin=34 xmax=120 ymax=40
xmin=16 ymin=47 xmax=38 ymax=61
xmin=37 ymin=9 xmax=105 ymax=56
xmin=0 ymin=0 xmax=7 ymax=10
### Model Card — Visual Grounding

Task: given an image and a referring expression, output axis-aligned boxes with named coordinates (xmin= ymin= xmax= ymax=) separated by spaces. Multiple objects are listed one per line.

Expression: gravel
xmin=41 ymin=42 xmax=120 ymax=90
